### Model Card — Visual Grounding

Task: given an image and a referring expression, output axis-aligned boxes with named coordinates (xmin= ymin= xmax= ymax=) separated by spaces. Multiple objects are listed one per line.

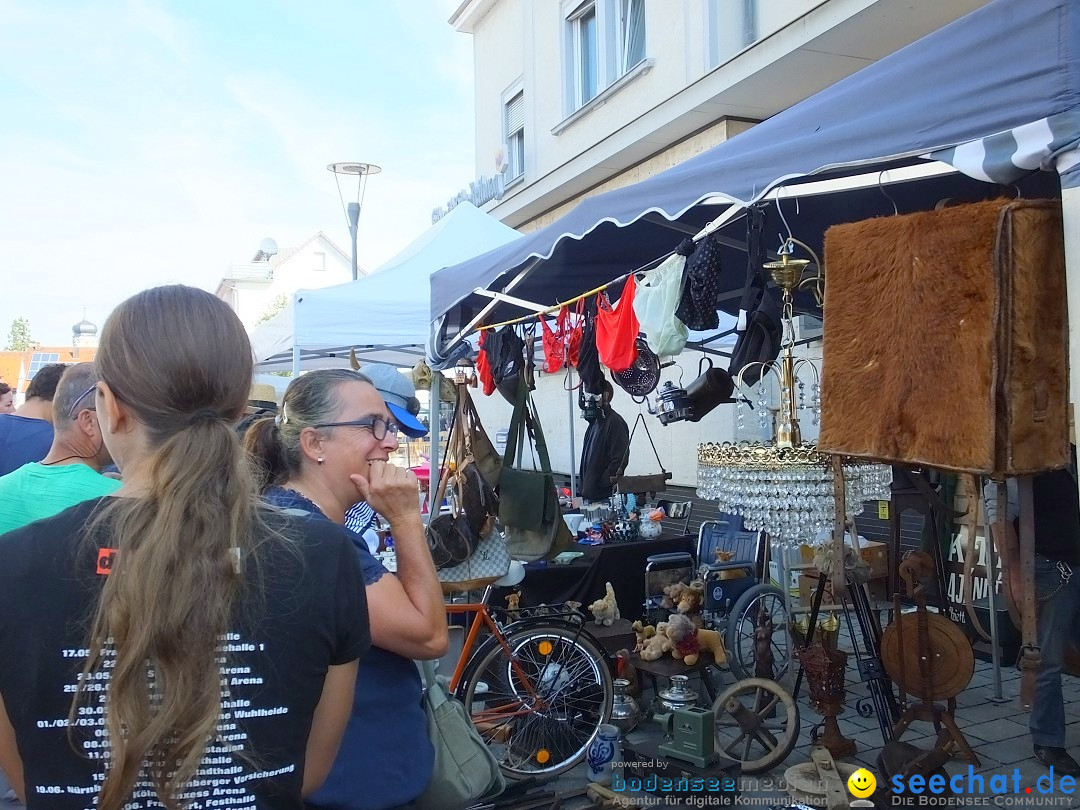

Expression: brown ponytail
xmin=73 ymin=285 xmax=265 ymax=810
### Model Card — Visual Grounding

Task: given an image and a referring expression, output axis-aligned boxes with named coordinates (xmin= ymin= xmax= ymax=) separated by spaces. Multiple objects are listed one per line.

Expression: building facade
xmin=214 ymin=232 xmax=358 ymax=332
xmin=452 ymin=0 xmax=990 ymax=233
xmin=0 ymin=317 xmax=99 ymax=402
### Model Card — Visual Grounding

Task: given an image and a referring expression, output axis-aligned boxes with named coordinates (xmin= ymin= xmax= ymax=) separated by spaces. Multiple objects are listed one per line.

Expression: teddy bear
xmin=660 ymin=581 xmax=689 ymax=612
xmin=639 ymin=621 xmax=673 ymax=661
xmin=676 ymin=580 xmax=705 ymax=617
xmin=588 ymin=582 xmax=620 ymax=627
xmin=631 ymin=620 xmax=656 ymax=653
xmin=664 ymin=613 xmax=704 ymax=665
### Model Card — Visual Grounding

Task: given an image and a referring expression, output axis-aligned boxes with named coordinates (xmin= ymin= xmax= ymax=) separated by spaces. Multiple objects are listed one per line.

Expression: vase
xmin=610 ymin=679 xmax=642 ymax=737
xmin=586 ymin=724 xmax=621 ymax=785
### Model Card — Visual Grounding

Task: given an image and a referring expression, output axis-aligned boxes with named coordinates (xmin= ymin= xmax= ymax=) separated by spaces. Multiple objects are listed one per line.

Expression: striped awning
xmin=927 ymin=108 xmax=1080 ymax=188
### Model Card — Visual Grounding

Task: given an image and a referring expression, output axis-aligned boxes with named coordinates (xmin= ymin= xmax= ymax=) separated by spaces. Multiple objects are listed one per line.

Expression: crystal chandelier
xmin=696 ymin=247 xmax=891 ymax=549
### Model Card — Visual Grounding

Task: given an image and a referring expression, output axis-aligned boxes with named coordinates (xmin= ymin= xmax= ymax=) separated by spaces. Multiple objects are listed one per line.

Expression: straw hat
xmin=249 ymin=382 xmax=280 ymax=411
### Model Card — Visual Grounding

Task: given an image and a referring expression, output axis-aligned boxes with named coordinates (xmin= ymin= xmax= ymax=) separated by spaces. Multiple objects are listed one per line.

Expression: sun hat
xmin=360 ymin=363 xmax=427 ymax=438
xmin=248 ymin=382 xmax=280 ymax=412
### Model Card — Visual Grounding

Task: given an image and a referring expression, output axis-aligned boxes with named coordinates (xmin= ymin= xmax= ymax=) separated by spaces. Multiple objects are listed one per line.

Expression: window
xmin=621 ymin=0 xmax=645 ymax=72
xmin=707 ymin=0 xmax=759 ymax=69
xmin=504 ymin=91 xmax=525 ymax=181
xmin=313 ymin=251 xmax=326 ymax=271
xmin=27 ymin=352 xmax=60 ymax=380
xmin=569 ymin=2 xmax=598 ymax=108
xmin=564 ymin=0 xmax=647 ymax=113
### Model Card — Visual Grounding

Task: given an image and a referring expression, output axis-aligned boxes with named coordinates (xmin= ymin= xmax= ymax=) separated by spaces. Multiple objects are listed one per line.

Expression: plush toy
xmin=640 ymin=621 xmax=673 ymax=661
xmin=714 ymin=549 xmax=748 ymax=579
xmin=677 ymin=580 xmax=705 ymax=616
xmin=588 ymin=582 xmax=620 ymax=627
xmin=505 ymin=592 xmax=521 ymax=621
xmin=665 ymin=614 xmax=703 ymax=666
xmin=660 ymin=581 xmax=689 ymax=612
xmin=696 ymin=627 xmax=727 ymax=665
xmin=564 ymin=600 xmax=583 ymax=615
xmin=631 ymin=620 xmax=656 ymax=653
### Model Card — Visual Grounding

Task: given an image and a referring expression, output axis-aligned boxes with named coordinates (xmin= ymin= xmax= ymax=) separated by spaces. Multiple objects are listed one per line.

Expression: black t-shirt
xmin=0 ymin=497 xmax=370 ymax=810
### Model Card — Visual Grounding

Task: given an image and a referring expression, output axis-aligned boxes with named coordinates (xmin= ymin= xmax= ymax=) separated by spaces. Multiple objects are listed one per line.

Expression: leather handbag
xmin=614 ymin=413 xmax=672 ymax=497
xmin=819 ymin=198 xmax=1068 ymax=477
xmin=414 ymin=660 xmax=505 ymax=810
xmin=461 ymin=390 xmax=501 ymax=490
xmin=498 ymin=377 xmax=573 ymax=561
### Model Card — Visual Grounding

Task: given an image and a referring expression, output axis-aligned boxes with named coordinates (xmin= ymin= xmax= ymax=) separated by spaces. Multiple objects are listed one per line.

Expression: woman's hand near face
xmin=350 ymin=462 xmax=420 ymax=527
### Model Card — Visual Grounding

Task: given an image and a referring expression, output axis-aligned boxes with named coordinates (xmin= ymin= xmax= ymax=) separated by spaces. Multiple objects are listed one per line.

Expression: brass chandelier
xmin=696 ymin=247 xmax=891 ymax=549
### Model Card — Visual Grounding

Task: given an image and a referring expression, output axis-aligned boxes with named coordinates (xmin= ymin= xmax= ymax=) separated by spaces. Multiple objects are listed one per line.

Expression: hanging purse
xmin=498 ymin=378 xmax=573 ymax=561
xmin=414 ymin=659 xmax=505 ymax=810
xmin=460 ymin=388 xmax=502 ymax=490
xmin=614 ymin=413 xmax=672 ymax=497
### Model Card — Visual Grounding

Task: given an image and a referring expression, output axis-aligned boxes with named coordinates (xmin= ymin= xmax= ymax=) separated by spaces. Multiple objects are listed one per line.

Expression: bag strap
xmin=503 ymin=375 xmax=531 ymax=468
xmin=525 ymin=394 xmax=553 ymax=474
xmin=420 ymin=659 xmax=449 ymax=710
xmin=620 ymin=412 xmax=666 ymax=476
xmin=432 ymin=389 xmax=467 ymax=514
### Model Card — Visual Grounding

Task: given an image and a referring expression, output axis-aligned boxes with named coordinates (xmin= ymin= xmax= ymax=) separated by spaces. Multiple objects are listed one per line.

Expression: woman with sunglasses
xmin=244 ymin=369 xmax=447 ymax=810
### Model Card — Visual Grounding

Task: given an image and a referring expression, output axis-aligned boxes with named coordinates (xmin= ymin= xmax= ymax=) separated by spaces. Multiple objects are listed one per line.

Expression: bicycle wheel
xmin=725 ymin=583 xmax=792 ymax=681
xmin=458 ymin=623 xmax=613 ymax=778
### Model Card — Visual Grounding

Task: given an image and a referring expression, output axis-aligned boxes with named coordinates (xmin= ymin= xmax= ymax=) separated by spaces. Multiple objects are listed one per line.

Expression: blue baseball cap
xmin=360 ymin=363 xmax=428 ymax=438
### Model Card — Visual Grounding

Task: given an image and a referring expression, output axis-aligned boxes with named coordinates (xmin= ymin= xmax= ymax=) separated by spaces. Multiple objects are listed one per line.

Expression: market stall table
xmin=513 ymin=535 xmax=696 ymax=620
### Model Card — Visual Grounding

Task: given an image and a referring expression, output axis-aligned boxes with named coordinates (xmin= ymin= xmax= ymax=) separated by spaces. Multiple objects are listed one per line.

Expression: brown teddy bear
xmin=665 ymin=614 xmax=703 ymax=665
xmin=660 ymin=581 xmax=689 ymax=612
xmin=639 ymin=621 xmax=673 ymax=661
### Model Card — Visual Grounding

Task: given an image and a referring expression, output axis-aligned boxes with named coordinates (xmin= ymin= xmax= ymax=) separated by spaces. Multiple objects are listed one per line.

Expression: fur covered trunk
xmin=818 ymin=198 xmax=1068 ymax=477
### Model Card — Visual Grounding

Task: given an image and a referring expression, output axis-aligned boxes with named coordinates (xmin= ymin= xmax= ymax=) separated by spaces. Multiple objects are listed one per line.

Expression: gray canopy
xmin=428 ymin=0 xmax=1080 ymax=362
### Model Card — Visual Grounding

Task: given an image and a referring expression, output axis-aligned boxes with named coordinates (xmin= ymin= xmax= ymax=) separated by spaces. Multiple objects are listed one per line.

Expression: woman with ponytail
xmin=244 ymin=368 xmax=447 ymax=810
xmin=0 ymin=286 xmax=370 ymax=809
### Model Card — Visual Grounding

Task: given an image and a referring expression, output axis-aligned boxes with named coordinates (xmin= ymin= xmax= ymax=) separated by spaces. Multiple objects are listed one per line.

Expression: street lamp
xmin=327 ymin=161 xmax=382 ymax=281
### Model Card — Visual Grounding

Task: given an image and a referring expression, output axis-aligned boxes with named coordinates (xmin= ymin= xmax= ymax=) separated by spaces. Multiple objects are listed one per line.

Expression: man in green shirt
xmin=0 ymin=363 xmax=120 ymax=535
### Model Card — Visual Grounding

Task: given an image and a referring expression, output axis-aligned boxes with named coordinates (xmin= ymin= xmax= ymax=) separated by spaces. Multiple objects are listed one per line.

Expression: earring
xmin=317 ymin=457 xmax=324 ymax=465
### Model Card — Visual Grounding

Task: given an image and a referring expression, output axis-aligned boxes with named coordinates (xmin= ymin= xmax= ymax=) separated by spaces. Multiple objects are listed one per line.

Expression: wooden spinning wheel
xmin=881 ymin=551 xmax=979 ymax=764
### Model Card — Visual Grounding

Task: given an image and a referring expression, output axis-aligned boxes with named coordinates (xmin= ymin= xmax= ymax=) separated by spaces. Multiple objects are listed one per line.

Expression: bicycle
xmin=443 ymin=578 xmax=614 ymax=778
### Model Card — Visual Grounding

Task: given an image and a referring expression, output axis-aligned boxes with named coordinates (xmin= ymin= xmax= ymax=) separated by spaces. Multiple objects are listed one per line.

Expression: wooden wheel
xmin=880 ymin=613 xmax=973 ymax=700
xmin=712 ymin=677 xmax=800 ymax=774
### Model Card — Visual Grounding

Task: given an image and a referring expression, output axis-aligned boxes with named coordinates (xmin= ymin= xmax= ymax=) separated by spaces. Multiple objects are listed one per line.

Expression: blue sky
xmin=0 ymin=0 xmax=475 ymax=344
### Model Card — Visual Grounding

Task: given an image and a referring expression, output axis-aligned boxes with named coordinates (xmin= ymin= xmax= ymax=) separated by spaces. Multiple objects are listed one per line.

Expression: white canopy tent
xmin=249 ymin=202 xmax=521 ymax=373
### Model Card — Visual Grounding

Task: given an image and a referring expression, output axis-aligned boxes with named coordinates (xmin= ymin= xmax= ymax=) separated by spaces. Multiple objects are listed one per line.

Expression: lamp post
xmin=327 ymin=162 xmax=382 ymax=281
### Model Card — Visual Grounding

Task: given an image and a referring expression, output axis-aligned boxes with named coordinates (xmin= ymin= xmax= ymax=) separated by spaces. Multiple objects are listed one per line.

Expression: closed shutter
xmin=505 ymin=92 xmax=524 ymax=136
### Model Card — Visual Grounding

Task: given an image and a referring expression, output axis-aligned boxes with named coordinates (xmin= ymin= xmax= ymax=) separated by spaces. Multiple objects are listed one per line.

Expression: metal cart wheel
xmin=725 ymin=583 xmax=793 ymax=681
xmin=712 ymin=677 xmax=801 ymax=774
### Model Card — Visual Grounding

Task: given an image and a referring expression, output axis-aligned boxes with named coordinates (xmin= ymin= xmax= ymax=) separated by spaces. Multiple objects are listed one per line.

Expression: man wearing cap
xmin=344 ymin=364 xmax=428 ymax=553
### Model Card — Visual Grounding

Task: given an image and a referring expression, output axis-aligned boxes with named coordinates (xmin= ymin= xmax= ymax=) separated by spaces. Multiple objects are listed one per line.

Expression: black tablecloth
xmin=515 ymin=535 xmax=695 ymax=621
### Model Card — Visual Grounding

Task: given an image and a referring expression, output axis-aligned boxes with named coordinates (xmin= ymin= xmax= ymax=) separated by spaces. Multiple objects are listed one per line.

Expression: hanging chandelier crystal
xmin=696 ymin=246 xmax=891 ymax=549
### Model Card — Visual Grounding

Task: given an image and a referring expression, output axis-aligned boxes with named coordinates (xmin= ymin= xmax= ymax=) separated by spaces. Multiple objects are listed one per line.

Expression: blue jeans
xmin=1031 ymin=555 xmax=1080 ymax=748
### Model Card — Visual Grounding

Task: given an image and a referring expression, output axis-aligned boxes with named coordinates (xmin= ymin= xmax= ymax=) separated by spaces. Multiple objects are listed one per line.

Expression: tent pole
xmin=428 ymin=373 xmax=441 ymax=516
xmin=290 ymin=293 xmax=301 ymax=378
xmin=567 ymin=368 xmax=577 ymax=501
xmin=1061 ymin=183 xmax=1080 ymax=509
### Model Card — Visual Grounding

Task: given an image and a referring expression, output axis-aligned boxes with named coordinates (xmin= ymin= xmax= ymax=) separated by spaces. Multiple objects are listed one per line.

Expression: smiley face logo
xmin=848 ymin=768 xmax=876 ymax=798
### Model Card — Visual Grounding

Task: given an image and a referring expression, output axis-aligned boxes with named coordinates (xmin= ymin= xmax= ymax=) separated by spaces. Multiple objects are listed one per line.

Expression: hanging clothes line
xmin=476 ymin=248 xmax=677 ymax=332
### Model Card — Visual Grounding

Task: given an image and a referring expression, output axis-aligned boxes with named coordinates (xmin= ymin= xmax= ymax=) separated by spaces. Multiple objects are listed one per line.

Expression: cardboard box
xmin=799 ymin=575 xmax=887 ymax=607
xmin=768 ymin=560 xmax=800 ymax=597
xmin=800 ymin=539 xmax=889 ymax=580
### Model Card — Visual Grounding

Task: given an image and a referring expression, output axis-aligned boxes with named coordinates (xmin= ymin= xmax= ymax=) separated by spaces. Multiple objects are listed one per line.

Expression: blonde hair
xmin=72 ymin=285 xmax=263 ymax=809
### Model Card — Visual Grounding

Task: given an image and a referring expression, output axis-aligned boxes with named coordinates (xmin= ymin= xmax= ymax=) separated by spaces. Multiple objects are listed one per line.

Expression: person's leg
xmin=1031 ymin=556 xmax=1080 ymax=776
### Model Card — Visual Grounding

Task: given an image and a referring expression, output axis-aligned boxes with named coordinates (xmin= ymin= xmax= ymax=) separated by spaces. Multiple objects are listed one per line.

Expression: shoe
xmin=1034 ymin=746 xmax=1080 ymax=778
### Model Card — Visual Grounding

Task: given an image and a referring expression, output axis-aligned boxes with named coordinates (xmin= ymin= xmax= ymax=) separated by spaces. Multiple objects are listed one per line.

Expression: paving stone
xmin=963 ymin=717 xmax=1032 ymax=743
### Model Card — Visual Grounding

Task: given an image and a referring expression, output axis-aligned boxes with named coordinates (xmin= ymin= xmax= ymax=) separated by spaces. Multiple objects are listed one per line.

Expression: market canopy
xmin=250 ymin=202 xmax=520 ymax=371
xmin=428 ymin=0 xmax=1080 ymax=362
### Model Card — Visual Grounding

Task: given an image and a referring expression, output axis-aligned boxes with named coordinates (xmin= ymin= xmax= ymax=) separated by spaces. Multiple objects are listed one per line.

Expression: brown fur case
xmin=818 ymin=198 xmax=1068 ymax=477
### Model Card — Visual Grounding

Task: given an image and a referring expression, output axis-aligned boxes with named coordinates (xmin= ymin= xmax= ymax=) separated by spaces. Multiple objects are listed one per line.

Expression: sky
xmin=0 ymin=0 xmax=476 ymax=345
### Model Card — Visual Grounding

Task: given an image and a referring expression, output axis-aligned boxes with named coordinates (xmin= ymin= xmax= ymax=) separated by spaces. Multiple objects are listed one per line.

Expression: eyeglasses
xmin=67 ymin=385 xmax=97 ymax=420
xmin=313 ymin=416 xmax=400 ymax=441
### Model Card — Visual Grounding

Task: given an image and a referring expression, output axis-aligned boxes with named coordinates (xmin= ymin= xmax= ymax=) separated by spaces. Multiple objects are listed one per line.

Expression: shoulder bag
xmin=414 ymin=659 xmax=505 ymax=810
xmin=498 ymin=378 xmax=573 ymax=561
xmin=614 ymin=413 xmax=672 ymax=497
